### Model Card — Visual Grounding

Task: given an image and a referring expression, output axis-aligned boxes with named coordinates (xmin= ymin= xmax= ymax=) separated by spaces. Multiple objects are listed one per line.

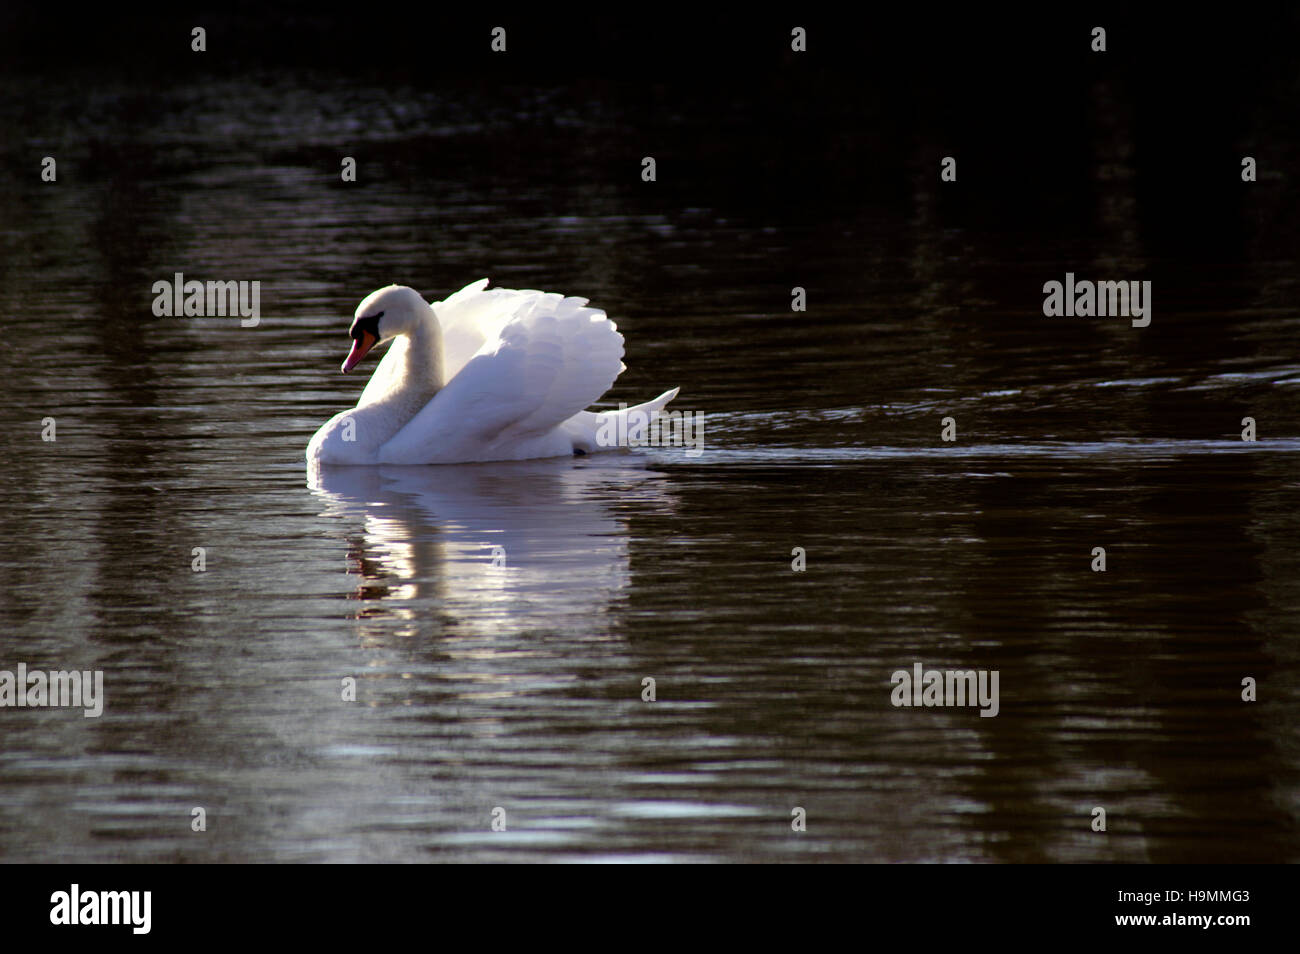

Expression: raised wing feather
xmin=436 ymin=279 xmax=534 ymax=381
xmin=377 ymin=283 xmax=625 ymax=464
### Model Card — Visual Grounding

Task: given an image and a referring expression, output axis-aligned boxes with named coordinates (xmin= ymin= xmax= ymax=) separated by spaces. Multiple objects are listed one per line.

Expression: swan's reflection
xmin=308 ymin=457 xmax=677 ymax=647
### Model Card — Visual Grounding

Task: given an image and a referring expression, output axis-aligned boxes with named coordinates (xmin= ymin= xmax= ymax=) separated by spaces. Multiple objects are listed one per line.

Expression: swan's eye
xmin=350 ymin=311 xmax=384 ymax=340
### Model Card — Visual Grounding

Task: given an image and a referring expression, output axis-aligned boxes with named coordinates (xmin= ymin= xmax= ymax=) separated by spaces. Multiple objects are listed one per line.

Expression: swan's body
xmin=306 ymin=280 xmax=679 ymax=465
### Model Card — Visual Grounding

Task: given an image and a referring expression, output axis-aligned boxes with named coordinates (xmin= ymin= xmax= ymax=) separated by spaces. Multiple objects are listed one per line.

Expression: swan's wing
xmin=433 ymin=279 xmax=493 ymax=379
xmin=435 ymin=278 xmax=595 ymax=381
xmin=378 ymin=290 xmax=625 ymax=463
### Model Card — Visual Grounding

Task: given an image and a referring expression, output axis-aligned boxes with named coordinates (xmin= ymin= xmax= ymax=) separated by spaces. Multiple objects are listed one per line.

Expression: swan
xmin=306 ymin=279 xmax=679 ymax=465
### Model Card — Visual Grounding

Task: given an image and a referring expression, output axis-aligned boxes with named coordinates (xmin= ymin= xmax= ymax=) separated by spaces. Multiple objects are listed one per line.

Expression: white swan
xmin=306 ymin=280 xmax=679 ymax=465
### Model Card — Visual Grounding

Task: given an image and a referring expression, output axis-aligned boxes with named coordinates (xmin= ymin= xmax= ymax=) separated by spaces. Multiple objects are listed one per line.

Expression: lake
xmin=1 ymin=13 xmax=1298 ymax=863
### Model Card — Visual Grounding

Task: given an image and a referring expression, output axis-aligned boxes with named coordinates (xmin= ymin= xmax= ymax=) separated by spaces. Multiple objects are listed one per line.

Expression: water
xmin=2 ymin=34 xmax=1299 ymax=862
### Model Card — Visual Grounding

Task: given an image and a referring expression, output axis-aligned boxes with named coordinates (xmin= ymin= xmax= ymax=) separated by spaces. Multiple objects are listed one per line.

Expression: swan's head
xmin=341 ymin=285 xmax=432 ymax=373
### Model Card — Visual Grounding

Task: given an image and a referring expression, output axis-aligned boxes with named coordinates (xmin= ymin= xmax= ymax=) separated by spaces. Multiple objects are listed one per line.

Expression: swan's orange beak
xmin=342 ymin=330 xmax=378 ymax=373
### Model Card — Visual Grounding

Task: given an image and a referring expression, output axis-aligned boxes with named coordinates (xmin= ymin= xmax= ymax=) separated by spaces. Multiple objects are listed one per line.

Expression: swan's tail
xmin=566 ymin=388 xmax=681 ymax=453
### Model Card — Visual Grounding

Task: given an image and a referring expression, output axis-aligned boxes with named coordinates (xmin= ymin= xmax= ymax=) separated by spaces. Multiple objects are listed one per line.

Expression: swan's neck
xmin=401 ymin=311 xmax=445 ymax=396
xmin=369 ymin=310 xmax=444 ymax=423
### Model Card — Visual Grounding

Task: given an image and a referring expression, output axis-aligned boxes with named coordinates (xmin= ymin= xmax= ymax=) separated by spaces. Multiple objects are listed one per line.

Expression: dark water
xmin=2 ymin=16 xmax=1299 ymax=862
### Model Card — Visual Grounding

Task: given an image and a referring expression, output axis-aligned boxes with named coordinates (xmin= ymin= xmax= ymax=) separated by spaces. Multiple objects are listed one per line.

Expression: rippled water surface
xmin=2 ymin=47 xmax=1299 ymax=862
